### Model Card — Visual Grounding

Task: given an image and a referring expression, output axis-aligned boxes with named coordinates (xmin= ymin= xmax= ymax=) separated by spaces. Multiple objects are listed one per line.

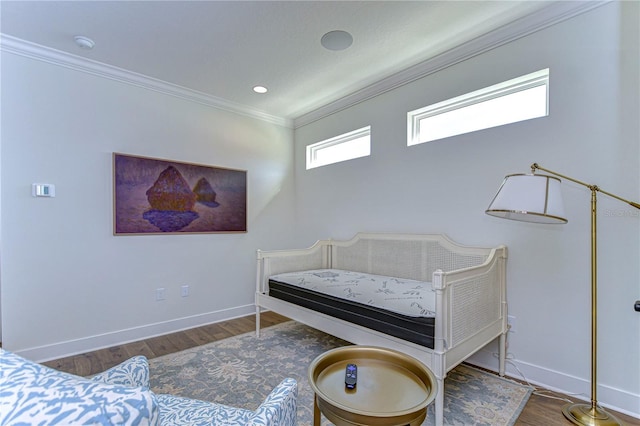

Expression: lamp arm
xmin=531 ymin=163 xmax=640 ymax=210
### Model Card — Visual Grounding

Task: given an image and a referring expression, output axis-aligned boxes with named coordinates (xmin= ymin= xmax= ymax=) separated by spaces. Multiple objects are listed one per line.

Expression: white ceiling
xmin=0 ymin=1 xmax=600 ymax=127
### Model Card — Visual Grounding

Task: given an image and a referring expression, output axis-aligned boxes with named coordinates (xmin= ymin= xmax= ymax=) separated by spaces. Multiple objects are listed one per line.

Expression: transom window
xmin=306 ymin=126 xmax=371 ymax=169
xmin=408 ymin=68 xmax=549 ymax=146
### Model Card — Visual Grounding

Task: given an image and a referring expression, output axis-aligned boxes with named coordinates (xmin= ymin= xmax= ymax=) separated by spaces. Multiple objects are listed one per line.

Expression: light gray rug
xmin=149 ymin=321 xmax=532 ymax=425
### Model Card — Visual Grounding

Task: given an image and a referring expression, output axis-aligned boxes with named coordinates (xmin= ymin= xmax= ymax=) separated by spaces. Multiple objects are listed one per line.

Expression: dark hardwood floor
xmin=44 ymin=312 xmax=638 ymax=426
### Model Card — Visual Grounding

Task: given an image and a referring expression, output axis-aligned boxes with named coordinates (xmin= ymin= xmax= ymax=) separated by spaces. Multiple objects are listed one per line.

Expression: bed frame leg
xmin=256 ymin=305 xmax=261 ymax=338
xmin=499 ymin=332 xmax=506 ymax=377
xmin=435 ymin=377 xmax=445 ymax=426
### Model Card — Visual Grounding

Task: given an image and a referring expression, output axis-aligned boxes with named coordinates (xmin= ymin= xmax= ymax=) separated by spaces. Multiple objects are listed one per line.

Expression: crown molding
xmin=0 ymin=34 xmax=292 ymax=128
xmin=293 ymin=0 xmax=609 ymax=129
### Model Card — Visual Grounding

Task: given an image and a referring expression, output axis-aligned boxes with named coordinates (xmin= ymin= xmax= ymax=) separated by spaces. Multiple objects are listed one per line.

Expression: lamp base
xmin=562 ymin=402 xmax=623 ymax=426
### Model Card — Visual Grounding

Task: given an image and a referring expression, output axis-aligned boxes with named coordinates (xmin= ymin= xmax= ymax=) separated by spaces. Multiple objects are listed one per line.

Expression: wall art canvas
xmin=113 ymin=153 xmax=247 ymax=235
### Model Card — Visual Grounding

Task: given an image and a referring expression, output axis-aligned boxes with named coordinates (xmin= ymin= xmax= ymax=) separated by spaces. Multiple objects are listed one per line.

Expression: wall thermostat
xmin=32 ymin=183 xmax=55 ymax=197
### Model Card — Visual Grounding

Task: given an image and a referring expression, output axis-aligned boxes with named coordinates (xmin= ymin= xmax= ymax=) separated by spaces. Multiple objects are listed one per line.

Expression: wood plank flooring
xmin=44 ymin=312 xmax=638 ymax=426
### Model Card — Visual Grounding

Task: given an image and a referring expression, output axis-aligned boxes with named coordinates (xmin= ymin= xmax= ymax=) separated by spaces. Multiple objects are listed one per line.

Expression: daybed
xmin=0 ymin=348 xmax=297 ymax=425
xmin=255 ymin=233 xmax=507 ymax=426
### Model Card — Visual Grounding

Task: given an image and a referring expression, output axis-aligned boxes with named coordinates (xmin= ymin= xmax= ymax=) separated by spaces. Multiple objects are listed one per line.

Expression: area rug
xmin=149 ymin=321 xmax=532 ymax=425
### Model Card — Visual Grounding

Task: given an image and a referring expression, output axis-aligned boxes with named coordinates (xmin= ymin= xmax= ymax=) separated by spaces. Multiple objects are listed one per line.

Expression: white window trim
xmin=408 ymin=68 xmax=549 ymax=146
xmin=306 ymin=126 xmax=371 ymax=170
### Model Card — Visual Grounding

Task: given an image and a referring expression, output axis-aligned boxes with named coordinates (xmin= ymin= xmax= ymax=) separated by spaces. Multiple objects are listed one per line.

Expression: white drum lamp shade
xmin=485 ymin=174 xmax=567 ymax=224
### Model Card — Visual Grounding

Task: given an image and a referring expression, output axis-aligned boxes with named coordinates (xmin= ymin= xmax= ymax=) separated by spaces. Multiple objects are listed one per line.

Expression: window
xmin=408 ymin=68 xmax=549 ymax=146
xmin=306 ymin=126 xmax=371 ymax=169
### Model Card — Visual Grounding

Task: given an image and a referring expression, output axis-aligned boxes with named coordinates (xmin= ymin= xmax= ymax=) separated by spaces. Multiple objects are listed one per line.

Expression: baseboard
xmin=468 ymin=348 xmax=640 ymax=420
xmin=18 ymin=304 xmax=256 ymax=363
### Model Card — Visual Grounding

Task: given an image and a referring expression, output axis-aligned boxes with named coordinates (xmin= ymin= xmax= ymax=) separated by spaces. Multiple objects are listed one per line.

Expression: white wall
xmin=0 ymin=50 xmax=296 ymax=360
xmin=294 ymin=2 xmax=639 ymax=417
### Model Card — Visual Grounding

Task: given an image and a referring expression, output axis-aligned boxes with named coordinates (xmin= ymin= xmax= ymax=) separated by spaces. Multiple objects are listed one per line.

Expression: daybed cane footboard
xmin=255 ymin=233 xmax=507 ymax=426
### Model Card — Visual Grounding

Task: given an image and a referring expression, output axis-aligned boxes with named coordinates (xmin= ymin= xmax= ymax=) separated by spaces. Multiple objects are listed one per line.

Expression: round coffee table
xmin=308 ymin=346 xmax=437 ymax=426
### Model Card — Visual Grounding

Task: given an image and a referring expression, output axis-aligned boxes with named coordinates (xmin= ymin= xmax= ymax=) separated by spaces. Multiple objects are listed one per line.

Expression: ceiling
xmin=0 ymin=1 xmax=597 ymax=127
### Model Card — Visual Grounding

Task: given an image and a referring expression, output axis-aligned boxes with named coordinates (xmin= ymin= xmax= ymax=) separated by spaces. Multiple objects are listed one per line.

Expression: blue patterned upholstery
xmin=0 ymin=349 xmax=298 ymax=426
xmin=91 ymin=355 xmax=151 ymax=388
xmin=156 ymin=378 xmax=298 ymax=425
xmin=0 ymin=349 xmax=159 ymax=425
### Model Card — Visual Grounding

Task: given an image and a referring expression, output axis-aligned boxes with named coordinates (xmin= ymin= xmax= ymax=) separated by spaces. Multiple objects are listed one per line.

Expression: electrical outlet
xmin=181 ymin=285 xmax=189 ymax=297
xmin=507 ymin=315 xmax=516 ymax=333
xmin=156 ymin=287 xmax=166 ymax=301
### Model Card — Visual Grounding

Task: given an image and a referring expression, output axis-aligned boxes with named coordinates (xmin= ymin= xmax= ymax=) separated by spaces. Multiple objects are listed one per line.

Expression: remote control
xmin=345 ymin=363 xmax=357 ymax=389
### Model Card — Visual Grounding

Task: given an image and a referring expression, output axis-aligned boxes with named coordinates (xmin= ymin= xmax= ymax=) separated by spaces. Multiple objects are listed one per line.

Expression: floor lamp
xmin=485 ymin=162 xmax=640 ymax=426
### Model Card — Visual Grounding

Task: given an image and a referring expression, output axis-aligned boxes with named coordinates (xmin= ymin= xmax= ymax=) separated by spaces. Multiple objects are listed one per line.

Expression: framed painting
xmin=113 ymin=153 xmax=247 ymax=235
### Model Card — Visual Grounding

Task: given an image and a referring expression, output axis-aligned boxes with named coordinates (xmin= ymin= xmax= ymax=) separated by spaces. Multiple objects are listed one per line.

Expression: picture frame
xmin=113 ymin=153 xmax=247 ymax=235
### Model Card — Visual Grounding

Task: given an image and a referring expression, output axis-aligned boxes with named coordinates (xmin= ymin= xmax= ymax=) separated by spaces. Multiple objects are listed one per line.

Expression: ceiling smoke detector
xmin=74 ymin=35 xmax=95 ymax=50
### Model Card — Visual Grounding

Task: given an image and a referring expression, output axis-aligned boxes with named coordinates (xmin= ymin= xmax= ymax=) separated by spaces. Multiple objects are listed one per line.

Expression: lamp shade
xmin=486 ymin=173 xmax=567 ymax=224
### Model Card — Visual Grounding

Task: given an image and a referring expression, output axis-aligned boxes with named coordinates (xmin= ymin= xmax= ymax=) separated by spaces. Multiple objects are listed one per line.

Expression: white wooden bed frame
xmin=255 ymin=233 xmax=508 ymax=426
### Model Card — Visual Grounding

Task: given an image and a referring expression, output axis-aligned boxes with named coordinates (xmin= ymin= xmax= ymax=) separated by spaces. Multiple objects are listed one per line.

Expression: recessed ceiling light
xmin=253 ymin=86 xmax=268 ymax=94
xmin=74 ymin=35 xmax=95 ymax=50
xmin=321 ymin=30 xmax=353 ymax=51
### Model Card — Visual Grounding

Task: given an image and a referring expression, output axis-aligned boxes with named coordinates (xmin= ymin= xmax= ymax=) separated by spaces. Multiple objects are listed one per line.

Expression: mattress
xmin=268 ymin=269 xmax=435 ymax=348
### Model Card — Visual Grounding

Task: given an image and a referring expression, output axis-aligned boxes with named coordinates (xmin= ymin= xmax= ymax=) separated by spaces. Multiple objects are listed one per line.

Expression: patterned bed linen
xmin=269 ymin=269 xmax=436 ymax=318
